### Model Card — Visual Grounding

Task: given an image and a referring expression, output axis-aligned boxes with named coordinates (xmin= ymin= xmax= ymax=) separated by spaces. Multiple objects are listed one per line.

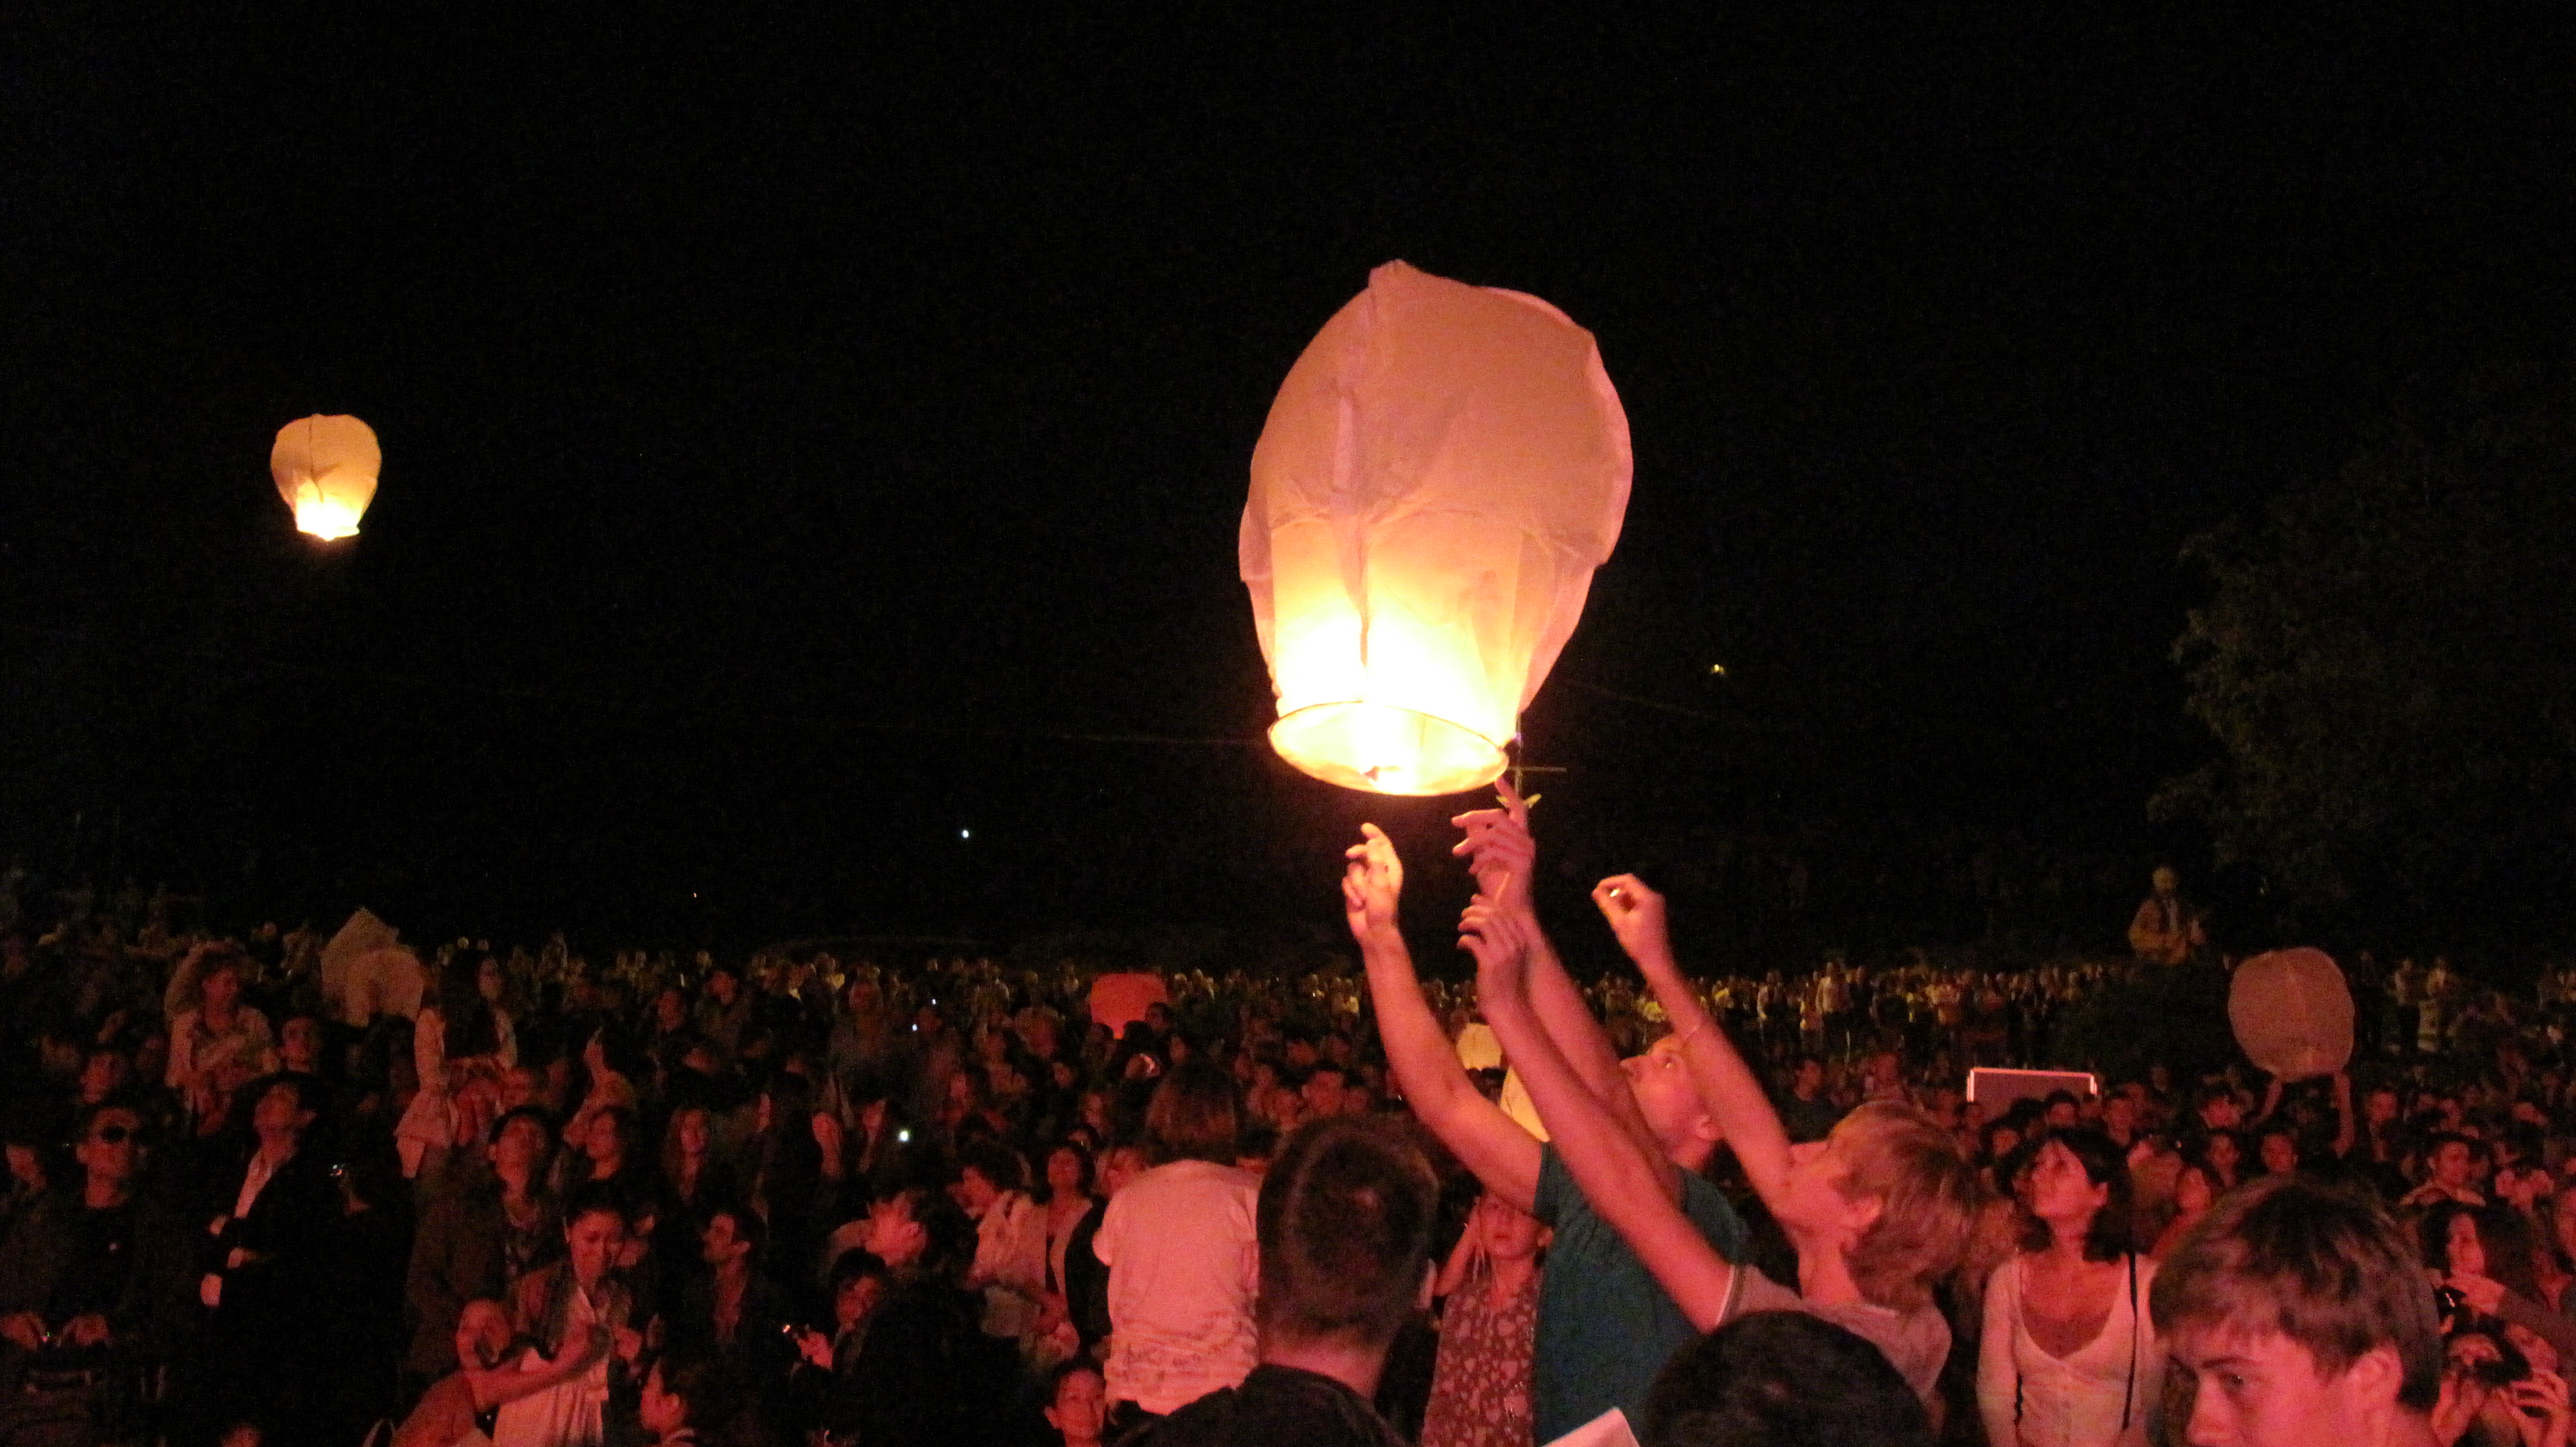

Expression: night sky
xmin=6 ymin=12 xmax=2571 ymax=963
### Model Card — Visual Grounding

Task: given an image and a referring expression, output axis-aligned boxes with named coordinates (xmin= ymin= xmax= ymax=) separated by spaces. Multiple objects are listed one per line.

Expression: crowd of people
xmin=2 ymin=800 xmax=2571 ymax=1447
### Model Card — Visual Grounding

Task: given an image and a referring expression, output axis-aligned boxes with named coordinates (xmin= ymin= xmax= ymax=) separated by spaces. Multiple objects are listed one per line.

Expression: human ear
xmin=2342 ymin=1343 xmax=2402 ymax=1406
xmin=1843 ymin=1193 xmax=1884 ymax=1240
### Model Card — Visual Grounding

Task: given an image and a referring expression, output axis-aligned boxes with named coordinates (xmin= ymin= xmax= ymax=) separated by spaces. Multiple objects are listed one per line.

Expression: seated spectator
xmin=1640 ymin=1310 xmax=1935 ymax=1447
xmin=495 ymin=1191 xmax=640 ymax=1447
xmin=669 ymin=1203 xmax=793 ymax=1432
xmin=2405 ymin=1135 xmax=2489 ymax=1212
xmin=1063 ymin=1142 xmax=1142 ymax=1359
xmin=956 ymin=1140 xmax=1046 ymax=1347
xmin=2420 ymin=1202 xmax=2576 ymax=1366
xmin=406 ymin=1106 xmax=560 ymax=1390
xmin=1042 ymin=1356 xmax=1108 ymax=1447
xmin=636 ymin=1355 xmax=735 ymax=1447
xmin=828 ymin=1180 xmax=1013 ymax=1447
xmin=393 ymin=1299 xmax=606 ymax=1447
xmin=2152 ymin=1177 xmax=2441 ymax=1447
xmin=1129 ymin=1115 xmax=1440 ymax=1447
xmin=1031 ymin=1140 xmax=1098 ymax=1363
xmin=164 ymin=949 xmax=275 ymax=1124
xmin=786 ymin=1250 xmax=889 ymax=1435
xmin=192 ymin=1074 xmax=341 ymax=1447
xmin=0 ymin=1102 xmax=191 ymax=1445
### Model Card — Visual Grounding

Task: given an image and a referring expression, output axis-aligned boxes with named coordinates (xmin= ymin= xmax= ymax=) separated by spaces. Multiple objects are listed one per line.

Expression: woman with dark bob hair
xmin=1976 ymin=1128 xmax=2161 ymax=1446
xmin=2419 ymin=1200 xmax=2576 ymax=1364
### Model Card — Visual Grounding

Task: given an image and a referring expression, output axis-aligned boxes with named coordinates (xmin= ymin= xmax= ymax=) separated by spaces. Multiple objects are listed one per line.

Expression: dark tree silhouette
xmin=2156 ymin=364 xmax=2576 ymax=951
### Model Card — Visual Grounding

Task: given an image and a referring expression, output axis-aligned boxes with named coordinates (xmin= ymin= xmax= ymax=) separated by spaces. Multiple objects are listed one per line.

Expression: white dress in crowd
xmin=1091 ymin=1158 xmax=1261 ymax=1417
xmin=1977 ymin=1253 xmax=2162 ymax=1447
xmin=968 ymin=1188 xmax=1050 ymax=1344
xmin=493 ymin=1280 xmax=615 ymax=1447
xmin=394 ymin=1006 xmax=460 ymax=1176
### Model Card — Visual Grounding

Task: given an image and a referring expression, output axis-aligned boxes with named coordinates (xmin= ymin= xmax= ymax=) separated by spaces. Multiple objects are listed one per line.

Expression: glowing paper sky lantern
xmin=270 ymin=414 xmax=381 ymax=540
xmin=1241 ymin=261 xmax=1632 ymax=795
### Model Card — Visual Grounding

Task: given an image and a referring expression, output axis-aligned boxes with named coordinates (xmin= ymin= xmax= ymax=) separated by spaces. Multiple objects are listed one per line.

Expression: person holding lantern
xmin=1345 ymin=784 xmax=1748 ymax=1441
xmin=1464 ymin=882 xmax=1978 ymax=1411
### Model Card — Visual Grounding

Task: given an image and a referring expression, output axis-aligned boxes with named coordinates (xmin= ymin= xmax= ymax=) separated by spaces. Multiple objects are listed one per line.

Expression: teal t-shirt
xmin=1531 ymin=1144 xmax=1749 ymax=1441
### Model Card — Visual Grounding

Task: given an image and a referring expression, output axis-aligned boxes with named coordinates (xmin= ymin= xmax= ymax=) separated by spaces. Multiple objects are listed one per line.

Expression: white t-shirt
xmin=1725 ymin=1266 xmax=1952 ymax=1411
xmin=1093 ymin=1158 xmax=1261 ymax=1415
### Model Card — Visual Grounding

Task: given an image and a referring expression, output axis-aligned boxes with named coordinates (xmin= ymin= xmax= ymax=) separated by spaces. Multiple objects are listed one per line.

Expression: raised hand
xmin=1451 ymin=777 xmax=1535 ymax=914
xmin=1343 ymin=824 xmax=1405 ymax=940
xmin=1591 ymin=874 xmax=1673 ymax=966
xmin=1459 ymin=893 xmax=1530 ymax=998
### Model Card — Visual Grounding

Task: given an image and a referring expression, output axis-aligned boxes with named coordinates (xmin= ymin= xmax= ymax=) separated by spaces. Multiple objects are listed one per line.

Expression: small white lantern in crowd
xmin=271 ymin=414 xmax=382 ymax=540
xmin=1241 ymin=261 xmax=1632 ymax=795
xmin=2229 ymin=947 xmax=2356 ymax=1080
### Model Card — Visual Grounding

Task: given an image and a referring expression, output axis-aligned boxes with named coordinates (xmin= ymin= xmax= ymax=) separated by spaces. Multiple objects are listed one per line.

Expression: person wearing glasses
xmin=0 ymin=1103 xmax=194 ymax=1443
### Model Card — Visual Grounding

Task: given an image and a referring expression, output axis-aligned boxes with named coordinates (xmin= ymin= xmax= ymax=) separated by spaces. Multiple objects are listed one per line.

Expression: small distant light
xmin=1709 ymin=664 xmax=1728 ymax=677
xmin=959 ymin=829 xmax=971 ymax=840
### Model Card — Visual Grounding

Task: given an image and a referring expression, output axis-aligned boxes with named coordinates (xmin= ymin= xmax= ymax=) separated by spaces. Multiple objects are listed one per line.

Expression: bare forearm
xmin=1523 ymin=927 xmax=1626 ymax=1105
xmin=1634 ymin=948 xmax=1790 ymax=1199
xmin=1362 ymin=931 xmax=1465 ymax=1113
xmin=1484 ymin=980 xmax=1732 ymax=1324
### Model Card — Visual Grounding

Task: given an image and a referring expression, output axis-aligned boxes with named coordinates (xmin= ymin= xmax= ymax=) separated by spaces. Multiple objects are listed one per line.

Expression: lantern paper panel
xmin=1241 ymin=261 xmax=1631 ymax=795
xmin=2228 ymin=947 xmax=2355 ymax=1081
xmin=271 ymin=414 xmax=382 ymax=540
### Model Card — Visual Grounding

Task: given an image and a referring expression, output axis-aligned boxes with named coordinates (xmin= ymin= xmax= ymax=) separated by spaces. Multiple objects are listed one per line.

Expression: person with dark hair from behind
xmin=1127 ymin=1115 xmax=1440 ymax=1447
xmin=1640 ymin=1310 xmax=1934 ymax=1447
xmin=2152 ymin=1176 xmax=2444 ymax=1447
xmin=1978 ymin=1127 xmax=2161 ymax=1447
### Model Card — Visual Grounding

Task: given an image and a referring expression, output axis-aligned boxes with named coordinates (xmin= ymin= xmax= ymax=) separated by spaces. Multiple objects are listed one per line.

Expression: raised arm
xmin=1346 ymin=824 xmax=1541 ymax=1211
xmin=1464 ymin=897 xmax=1737 ymax=1329
xmin=1452 ymin=784 xmax=1668 ymax=1169
xmin=1594 ymin=874 xmax=1794 ymax=1214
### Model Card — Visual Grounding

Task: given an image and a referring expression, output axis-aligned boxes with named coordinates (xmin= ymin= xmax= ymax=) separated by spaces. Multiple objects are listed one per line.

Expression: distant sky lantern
xmin=1242 ymin=261 xmax=1632 ymax=795
xmin=270 ymin=414 xmax=381 ymax=540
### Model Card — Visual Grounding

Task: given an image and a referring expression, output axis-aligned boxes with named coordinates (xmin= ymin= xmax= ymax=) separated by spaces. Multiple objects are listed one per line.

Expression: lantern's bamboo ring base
xmin=1269 ymin=701 xmax=1507 ymax=797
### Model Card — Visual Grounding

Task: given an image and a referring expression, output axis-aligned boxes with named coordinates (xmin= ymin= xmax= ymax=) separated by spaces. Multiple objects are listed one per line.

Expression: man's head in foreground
xmin=1640 ymin=1309 xmax=1932 ymax=1447
xmin=2151 ymin=1177 xmax=2441 ymax=1447
xmin=1256 ymin=1114 xmax=1439 ymax=1371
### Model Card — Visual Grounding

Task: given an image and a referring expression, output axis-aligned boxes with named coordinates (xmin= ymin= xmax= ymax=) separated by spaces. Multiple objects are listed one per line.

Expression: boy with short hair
xmin=2151 ymin=1176 xmax=2442 ymax=1447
